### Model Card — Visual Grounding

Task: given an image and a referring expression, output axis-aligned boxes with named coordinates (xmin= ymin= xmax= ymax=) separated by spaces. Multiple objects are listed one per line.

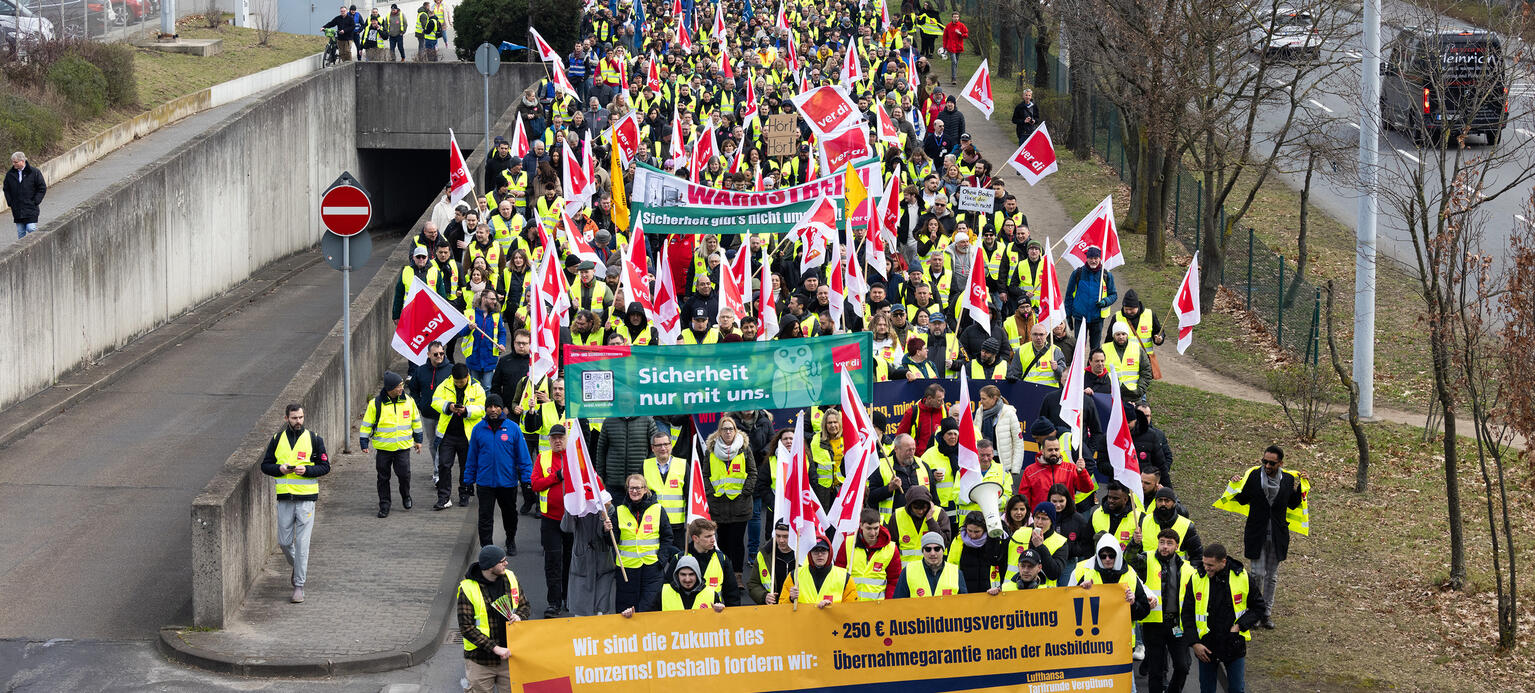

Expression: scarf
xmin=979 ymin=401 xmax=1003 ymax=447
xmin=962 ymin=533 xmax=986 ymax=549
xmin=713 ymin=435 xmax=745 ymax=460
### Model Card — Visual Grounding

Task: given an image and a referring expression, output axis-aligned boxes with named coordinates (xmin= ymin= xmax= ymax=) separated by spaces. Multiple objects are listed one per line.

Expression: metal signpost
xmin=475 ymin=42 xmax=501 ymax=172
xmin=319 ymin=172 xmax=372 ymax=449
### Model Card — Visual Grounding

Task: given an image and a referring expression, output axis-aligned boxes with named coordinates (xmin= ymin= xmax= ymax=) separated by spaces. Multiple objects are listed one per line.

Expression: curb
xmin=0 ymin=249 xmax=320 ymax=452
xmin=156 ymin=496 xmax=479 ymax=677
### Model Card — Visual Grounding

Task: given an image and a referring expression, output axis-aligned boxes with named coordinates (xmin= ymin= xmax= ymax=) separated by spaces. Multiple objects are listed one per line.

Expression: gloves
xmin=1097 ymin=298 xmax=1112 ymax=308
xmin=359 ymin=437 xmax=370 ymax=451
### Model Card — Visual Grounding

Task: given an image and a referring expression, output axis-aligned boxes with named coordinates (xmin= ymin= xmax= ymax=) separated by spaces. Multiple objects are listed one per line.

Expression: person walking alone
xmin=464 ymin=395 xmax=534 ymax=554
xmin=4 ymin=152 xmax=46 ymax=239
xmin=941 ymin=12 xmax=968 ymax=85
xmin=360 ymin=371 xmax=423 ymax=518
xmin=259 ymin=404 xmax=330 ymax=603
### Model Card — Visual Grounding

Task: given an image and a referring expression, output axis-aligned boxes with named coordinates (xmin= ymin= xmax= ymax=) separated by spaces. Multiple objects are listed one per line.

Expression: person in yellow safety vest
xmin=1114 ymin=289 xmax=1165 ymax=379
xmin=643 ymin=430 xmax=689 ymax=549
xmin=1180 ymin=543 xmax=1266 ymax=689
xmin=529 ymin=424 xmax=574 ymax=618
xmin=501 ymin=160 xmax=529 ymax=215
xmin=1091 ymin=482 xmax=1143 ymax=553
xmin=1008 ymin=322 xmax=1066 ymax=386
xmin=967 ymin=338 xmax=1009 ymax=379
xmin=1129 ymin=528 xmax=1194 ymax=693
xmin=999 ymin=546 xmax=1052 ymax=591
xmin=836 ymin=508 xmax=902 ymax=601
xmin=748 ymin=521 xmax=797 ymax=604
xmin=947 ymin=511 xmax=1007 ymax=593
xmin=650 ymin=555 xmax=725 ymax=612
xmin=1005 ymin=501 xmax=1068 ymax=584
xmin=1212 ymin=445 xmax=1307 ymax=630
xmin=416 ymin=2 xmax=440 ymax=62
xmin=1013 ymin=239 xmax=1047 ymax=314
xmin=611 ymin=473 xmax=674 ymax=614
xmin=704 ymin=416 xmax=756 ymax=579
xmin=617 ymin=302 xmax=658 ymax=345
xmin=682 ymin=518 xmax=744 ymax=604
xmin=432 ymin=363 xmax=486 ymax=510
xmin=260 ymin=404 xmax=331 ymax=604
xmin=914 ymin=4 xmax=943 ymax=57
xmin=457 ymin=545 xmax=529 ymax=691
xmin=534 ymin=186 xmax=564 ymax=231
xmin=680 ymin=308 xmax=721 ymax=344
xmin=923 ymin=316 xmax=963 ymax=376
xmin=918 ymin=418 xmax=960 ymax=521
xmin=894 ymin=531 xmax=969 ymax=597
xmin=395 ymin=245 xmax=433 ymax=319
xmin=867 ymin=435 xmax=933 ymax=522
xmin=1072 ymin=535 xmax=1153 ymax=648
xmin=487 ymin=199 xmax=523 ymax=245
xmin=807 ymin=410 xmax=844 ymax=507
xmin=956 ymin=440 xmax=1012 ymax=518
xmin=1141 ymin=485 xmax=1203 ymax=563
xmin=360 ymin=371 xmax=424 ymax=518
xmin=569 ymin=261 xmax=613 ymax=319
xmin=427 ymin=242 xmax=461 ymax=304
xmin=781 ymin=537 xmax=856 ymax=606
xmin=884 ymin=484 xmax=948 ymax=565
xmin=1104 ymin=321 xmax=1151 ymax=398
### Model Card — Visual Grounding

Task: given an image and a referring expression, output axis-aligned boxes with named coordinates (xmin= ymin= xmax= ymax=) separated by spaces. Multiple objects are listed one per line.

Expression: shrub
xmin=454 ymin=0 xmax=580 ymax=62
xmin=46 ymin=54 xmax=108 ymax=118
xmin=0 ymin=92 xmax=64 ymax=158
xmin=74 ymin=42 xmax=138 ymax=108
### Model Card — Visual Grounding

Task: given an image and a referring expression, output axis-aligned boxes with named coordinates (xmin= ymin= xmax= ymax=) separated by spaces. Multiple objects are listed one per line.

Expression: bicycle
xmin=322 ymin=26 xmax=339 ymax=67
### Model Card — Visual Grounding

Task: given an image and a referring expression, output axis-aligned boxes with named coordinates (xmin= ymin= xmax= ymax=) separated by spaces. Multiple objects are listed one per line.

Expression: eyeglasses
xmin=922 ymin=546 xmax=943 ymax=553
xmin=627 ymin=487 xmax=647 ymax=492
xmin=719 ymin=426 xmax=737 ymax=432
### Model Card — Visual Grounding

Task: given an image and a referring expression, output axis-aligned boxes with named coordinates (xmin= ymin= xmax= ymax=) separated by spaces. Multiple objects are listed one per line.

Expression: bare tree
xmin=252 ymin=0 xmax=278 ymax=46
xmin=1324 ymin=280 xmax=1371 ymax=492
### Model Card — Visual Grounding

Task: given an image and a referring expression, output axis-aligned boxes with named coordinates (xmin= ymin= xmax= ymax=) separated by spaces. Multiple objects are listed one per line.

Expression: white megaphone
xmin=968 ymin=481 xmax=1007 ymax=539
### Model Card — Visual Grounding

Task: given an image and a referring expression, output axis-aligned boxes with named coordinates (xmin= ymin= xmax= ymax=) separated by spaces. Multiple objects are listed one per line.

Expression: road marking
xmin=1307 ymin=99 xmax=1334 ymax=113
xmin=1518 ymin=128 xmax=1535 ymax=138
xmin=1395 ymin=148 xmax=1421 ymax=163
xmin=322 ymin=206 xmax=371 ymax=215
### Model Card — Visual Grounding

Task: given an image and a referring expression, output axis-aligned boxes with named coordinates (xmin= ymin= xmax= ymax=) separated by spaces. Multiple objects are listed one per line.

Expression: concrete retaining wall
xmin=353 ymin=62 xmax=548 ymax=150
xmin=188 ymin=95 xmax=526 ymax=629
xmin=0 ymin=66 xmax=356 ymax=411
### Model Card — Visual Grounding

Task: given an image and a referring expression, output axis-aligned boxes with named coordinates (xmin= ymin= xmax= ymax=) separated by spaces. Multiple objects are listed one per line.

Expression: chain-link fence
xmin=5 ymin=0 xmax=169 ymax=43
xmin=1003 ymin=33 xmax=1321 ymax=363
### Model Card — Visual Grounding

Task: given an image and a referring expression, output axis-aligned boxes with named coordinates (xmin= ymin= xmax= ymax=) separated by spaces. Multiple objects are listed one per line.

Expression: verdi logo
xmin=807 ymin=89 xmax=851 ymax=128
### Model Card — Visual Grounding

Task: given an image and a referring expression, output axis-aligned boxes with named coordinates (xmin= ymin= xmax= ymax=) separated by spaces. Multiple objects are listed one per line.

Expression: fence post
xmin=1194 ymin=181 xmax=1202 ymax=253
xmin=1173 ymin=175 xmax=1182 ymax=239
xmin=1277 ymin=255 xmax=1286 ymax=346
xmin=1246 ymin=228 xmax=1253 ymax=310
xmin=1311 ymin=288 xmax=1322 ymax=366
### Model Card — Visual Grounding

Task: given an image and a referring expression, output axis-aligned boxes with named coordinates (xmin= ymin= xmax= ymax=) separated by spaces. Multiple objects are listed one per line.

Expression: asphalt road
xmin=0 ymin=231 xmax=395 ymax=643
xmin=1246 ymin=0 xmax=1535 ymax=275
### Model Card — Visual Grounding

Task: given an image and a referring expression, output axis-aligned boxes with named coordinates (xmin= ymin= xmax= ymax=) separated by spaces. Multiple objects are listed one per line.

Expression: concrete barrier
xmin=0 ymin=65 xmax=350 ymax=413
xmin=0 ymin=53 xmax=323 ymax=218
xmin=188 ymin=95 xmax=528 ymax=629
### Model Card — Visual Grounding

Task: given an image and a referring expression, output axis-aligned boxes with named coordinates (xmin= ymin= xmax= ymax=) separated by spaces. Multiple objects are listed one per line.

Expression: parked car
xmin=0 ymin=0 xmax=56 ymax=41
xmin=18 ymin=0 xmax=115 ymax=37
xmin=1248 ymin=8 xmax=1321 ymax=60
xmin=1381 ymin=27 xmax=1508 ymax=147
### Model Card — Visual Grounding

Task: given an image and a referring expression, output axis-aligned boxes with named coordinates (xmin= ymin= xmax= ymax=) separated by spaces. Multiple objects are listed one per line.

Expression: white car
xmin=0 ymin=0 xmax=56 ymax=41
xmin=1250 ymin=9 xmax=1321 ymax=60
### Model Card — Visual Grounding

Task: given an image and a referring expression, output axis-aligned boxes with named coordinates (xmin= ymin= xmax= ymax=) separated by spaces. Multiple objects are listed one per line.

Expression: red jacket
xmin=530 ymin=450 xmax=567 ymax=520
xmin=942 ymin=21 xmax=968 ymax=54
xmin=835 ymin=526 xmax=903 ymax=598
xmin=1018 ymin=459 xmax=1094 ymax=510
xmin=897 ymin=401 xmax=946 ymax=454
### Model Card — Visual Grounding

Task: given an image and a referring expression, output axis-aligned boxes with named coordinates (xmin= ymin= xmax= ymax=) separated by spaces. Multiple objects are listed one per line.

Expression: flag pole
xmin=607 ymin=520 xmax=629 ymax=581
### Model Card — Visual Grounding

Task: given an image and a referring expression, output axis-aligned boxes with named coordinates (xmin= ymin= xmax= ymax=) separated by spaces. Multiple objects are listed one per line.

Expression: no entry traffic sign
xmin=320 ymin=174 xmax=372 ymax=237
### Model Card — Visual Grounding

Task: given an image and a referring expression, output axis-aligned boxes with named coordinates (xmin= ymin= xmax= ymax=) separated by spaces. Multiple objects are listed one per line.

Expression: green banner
xmin=562 ymin=334 xmax=873 ymax=418
xmin=630 ymin=197 xmax=843 ymax=235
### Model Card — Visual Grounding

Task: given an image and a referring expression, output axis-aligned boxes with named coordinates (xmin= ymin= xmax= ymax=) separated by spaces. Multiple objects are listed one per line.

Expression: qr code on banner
xmin=582 ymin=371 xmax=614 ymax=403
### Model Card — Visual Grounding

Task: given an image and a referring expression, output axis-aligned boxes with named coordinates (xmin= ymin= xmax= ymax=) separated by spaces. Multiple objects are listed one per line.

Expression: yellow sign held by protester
xmin=505 ymin=584 xmax=1132 ymax=692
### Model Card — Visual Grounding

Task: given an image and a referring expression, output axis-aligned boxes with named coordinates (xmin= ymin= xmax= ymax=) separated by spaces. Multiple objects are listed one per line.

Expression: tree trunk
xmin=1283 ymin=152 xmax=1316 ymax=309
xmin=1432 ymin=334 xmax=1466 ymax=589
xmin=1067 ymin=58 xmax=1091 ymax=159
xmin=1033 ymin=25 xmax=1051 ymax=90
xmin=1198 ymin=169 xmax=1223 ymax=311
xmin=1324 ymin=280 xmax=1370 ymax=492
xmin=997 ymin=4 xmax=1018 ymax=87
xmin=1124 ymin=119 xmax=1147 ymax=234
xmin=1142 ymin=146 xmax=1173 ymax=267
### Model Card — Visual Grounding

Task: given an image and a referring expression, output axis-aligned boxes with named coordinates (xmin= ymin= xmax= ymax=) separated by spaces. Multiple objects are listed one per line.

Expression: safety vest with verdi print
xmin=808 ymin=433 xmax=842 ymax=488
xmin=458 ymin=572 xmax=521 ymax=652
xmin=1141 ymin=512 xmax=1193 ymax=557
xmin=1091 ymin=505 xmax=1141 ymax=549
xmin=1186 ymin=567 xmax=1252 ymax=640
xmin=1115 ymin=309 xmax=1158 ymax=354
xmin=487 ymin=211 xmax=522 ymax=243
xmin=1142 ymin=553 xmax=1190 ymax=624
xmin=536 ymin=450 xmax=557 ymax=514
xmin=947 ymin=536 xmax=1002 ymax=587
xmin=1016 ymin=256 xmax=1045 ymax=308
xmin=272 ymin=429 xmax=319 ymax=497
xmin=872 ymin=457 xmax=931 ymax=521
xmin=643 ymin=456 xmax=688 ymax=524
xmin=661 ymin=584 xmax=719 ymax=611
xmin=501 ymin=169 xmax=528 ymax=200
xmin=844 ymin=535 xmax=898 ymax=601
xmin=616 ymin=504 xmax=663 ymax=568
xmin=459 ymin=309 xmax=504 ymax=361
xmin=1005 ymin=528 xmax=1066 ymax=581
xmin=918 ymin=445 xmax=958 ymax=509
xmin=892 ymin=509 xmax=933 ymax=565
xmin=793 ymin=564 xmax=850 ymax=604
xmin=902 ymin=561 xmax=961 ymax=597
xmin=708 ymin=450 xmax=749 ymax=498
xmin=1102 ymin=337 xmax=1144 ymax=392
xmin=693 ymin=551 xmax=728 ymax=592
xmin=431 ymin=377 xmax=486 ymax=437
xmin=360 ymin=396 xmax=420 ymax=451
xmin=1212 ymin=466 xmax=1311 ymax=536
xmin=968 ymin=358 xmax=1008 ymax=380
xmin=1015 ymin=342 xmax=1062 ymax=387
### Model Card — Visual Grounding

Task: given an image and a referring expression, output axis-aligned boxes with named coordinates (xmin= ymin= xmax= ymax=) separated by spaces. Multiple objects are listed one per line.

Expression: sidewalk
xmin=160 ymin=442 xmax=478 ymax=676
xmin=953 ymin=97 xmax=1427 ymax=430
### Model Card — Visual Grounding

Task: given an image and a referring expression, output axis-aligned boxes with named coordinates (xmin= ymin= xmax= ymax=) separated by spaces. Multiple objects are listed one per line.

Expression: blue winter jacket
xmin=1065 ymin=266 xmax=1118 ymax=321
xmin=465 ymin=415 xmax=534 ymax=488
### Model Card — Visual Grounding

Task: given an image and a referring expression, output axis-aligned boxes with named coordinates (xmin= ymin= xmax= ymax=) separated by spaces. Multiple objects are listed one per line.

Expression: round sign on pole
xmin=320 ymin=184 xmax=372 ymax=237
xmin=475 ymin=42 xmax=501 ymax=76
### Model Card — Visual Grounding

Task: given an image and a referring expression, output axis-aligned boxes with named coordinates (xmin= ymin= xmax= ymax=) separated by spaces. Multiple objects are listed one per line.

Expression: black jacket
xmin=259 ymin=428 xmax=331 ymax=500
xmin=321 ymin=12 xmax=358 ymax=39
xmin=408 ymin=359 xmax=453 ymax=415
xmin=595 ymin=416 xmax=660 ymax=488
xmin=1232 ymin=466 xmax=1305 ymax=561
xmin=4 ymin=163 xmax=46 ymax=223
xmin=489 ymin=353 xmax=531 ymax=408
xmin=1011 ymin=99 xmax=1042 ymax=140
xmin=1180 ymin=560 xmax=1266 ymax=662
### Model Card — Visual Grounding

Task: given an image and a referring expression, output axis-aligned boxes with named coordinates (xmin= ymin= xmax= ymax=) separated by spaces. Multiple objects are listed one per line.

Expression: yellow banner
xmin=505 ymin=584 xmax=1133 ymax=692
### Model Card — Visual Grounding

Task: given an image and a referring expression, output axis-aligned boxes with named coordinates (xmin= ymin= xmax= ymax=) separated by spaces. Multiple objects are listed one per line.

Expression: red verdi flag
xmin=530 ymin=27 xmax=559 ymax=62
xmin=791 ymin=85 xmax=864 ymax=139
xmin=817 ymin=126 xmax=873 ymax=174
xmin=447 ymin=129 xmax=474 ymax=206
xmin=1060 ymin=194 xmax=1124 ymax=270
xmin=961 ymin=59 xmax=995 ymax=119
xmin=687 ymin=435 xmax=712 ymax=525
xmin=1174 ymin=252 xmax=1202 ymax=354
xmin=1008 ymin=122 xmax=1059 ymax=186
xmin=392 ymin=277 xmax=472 ymax=365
